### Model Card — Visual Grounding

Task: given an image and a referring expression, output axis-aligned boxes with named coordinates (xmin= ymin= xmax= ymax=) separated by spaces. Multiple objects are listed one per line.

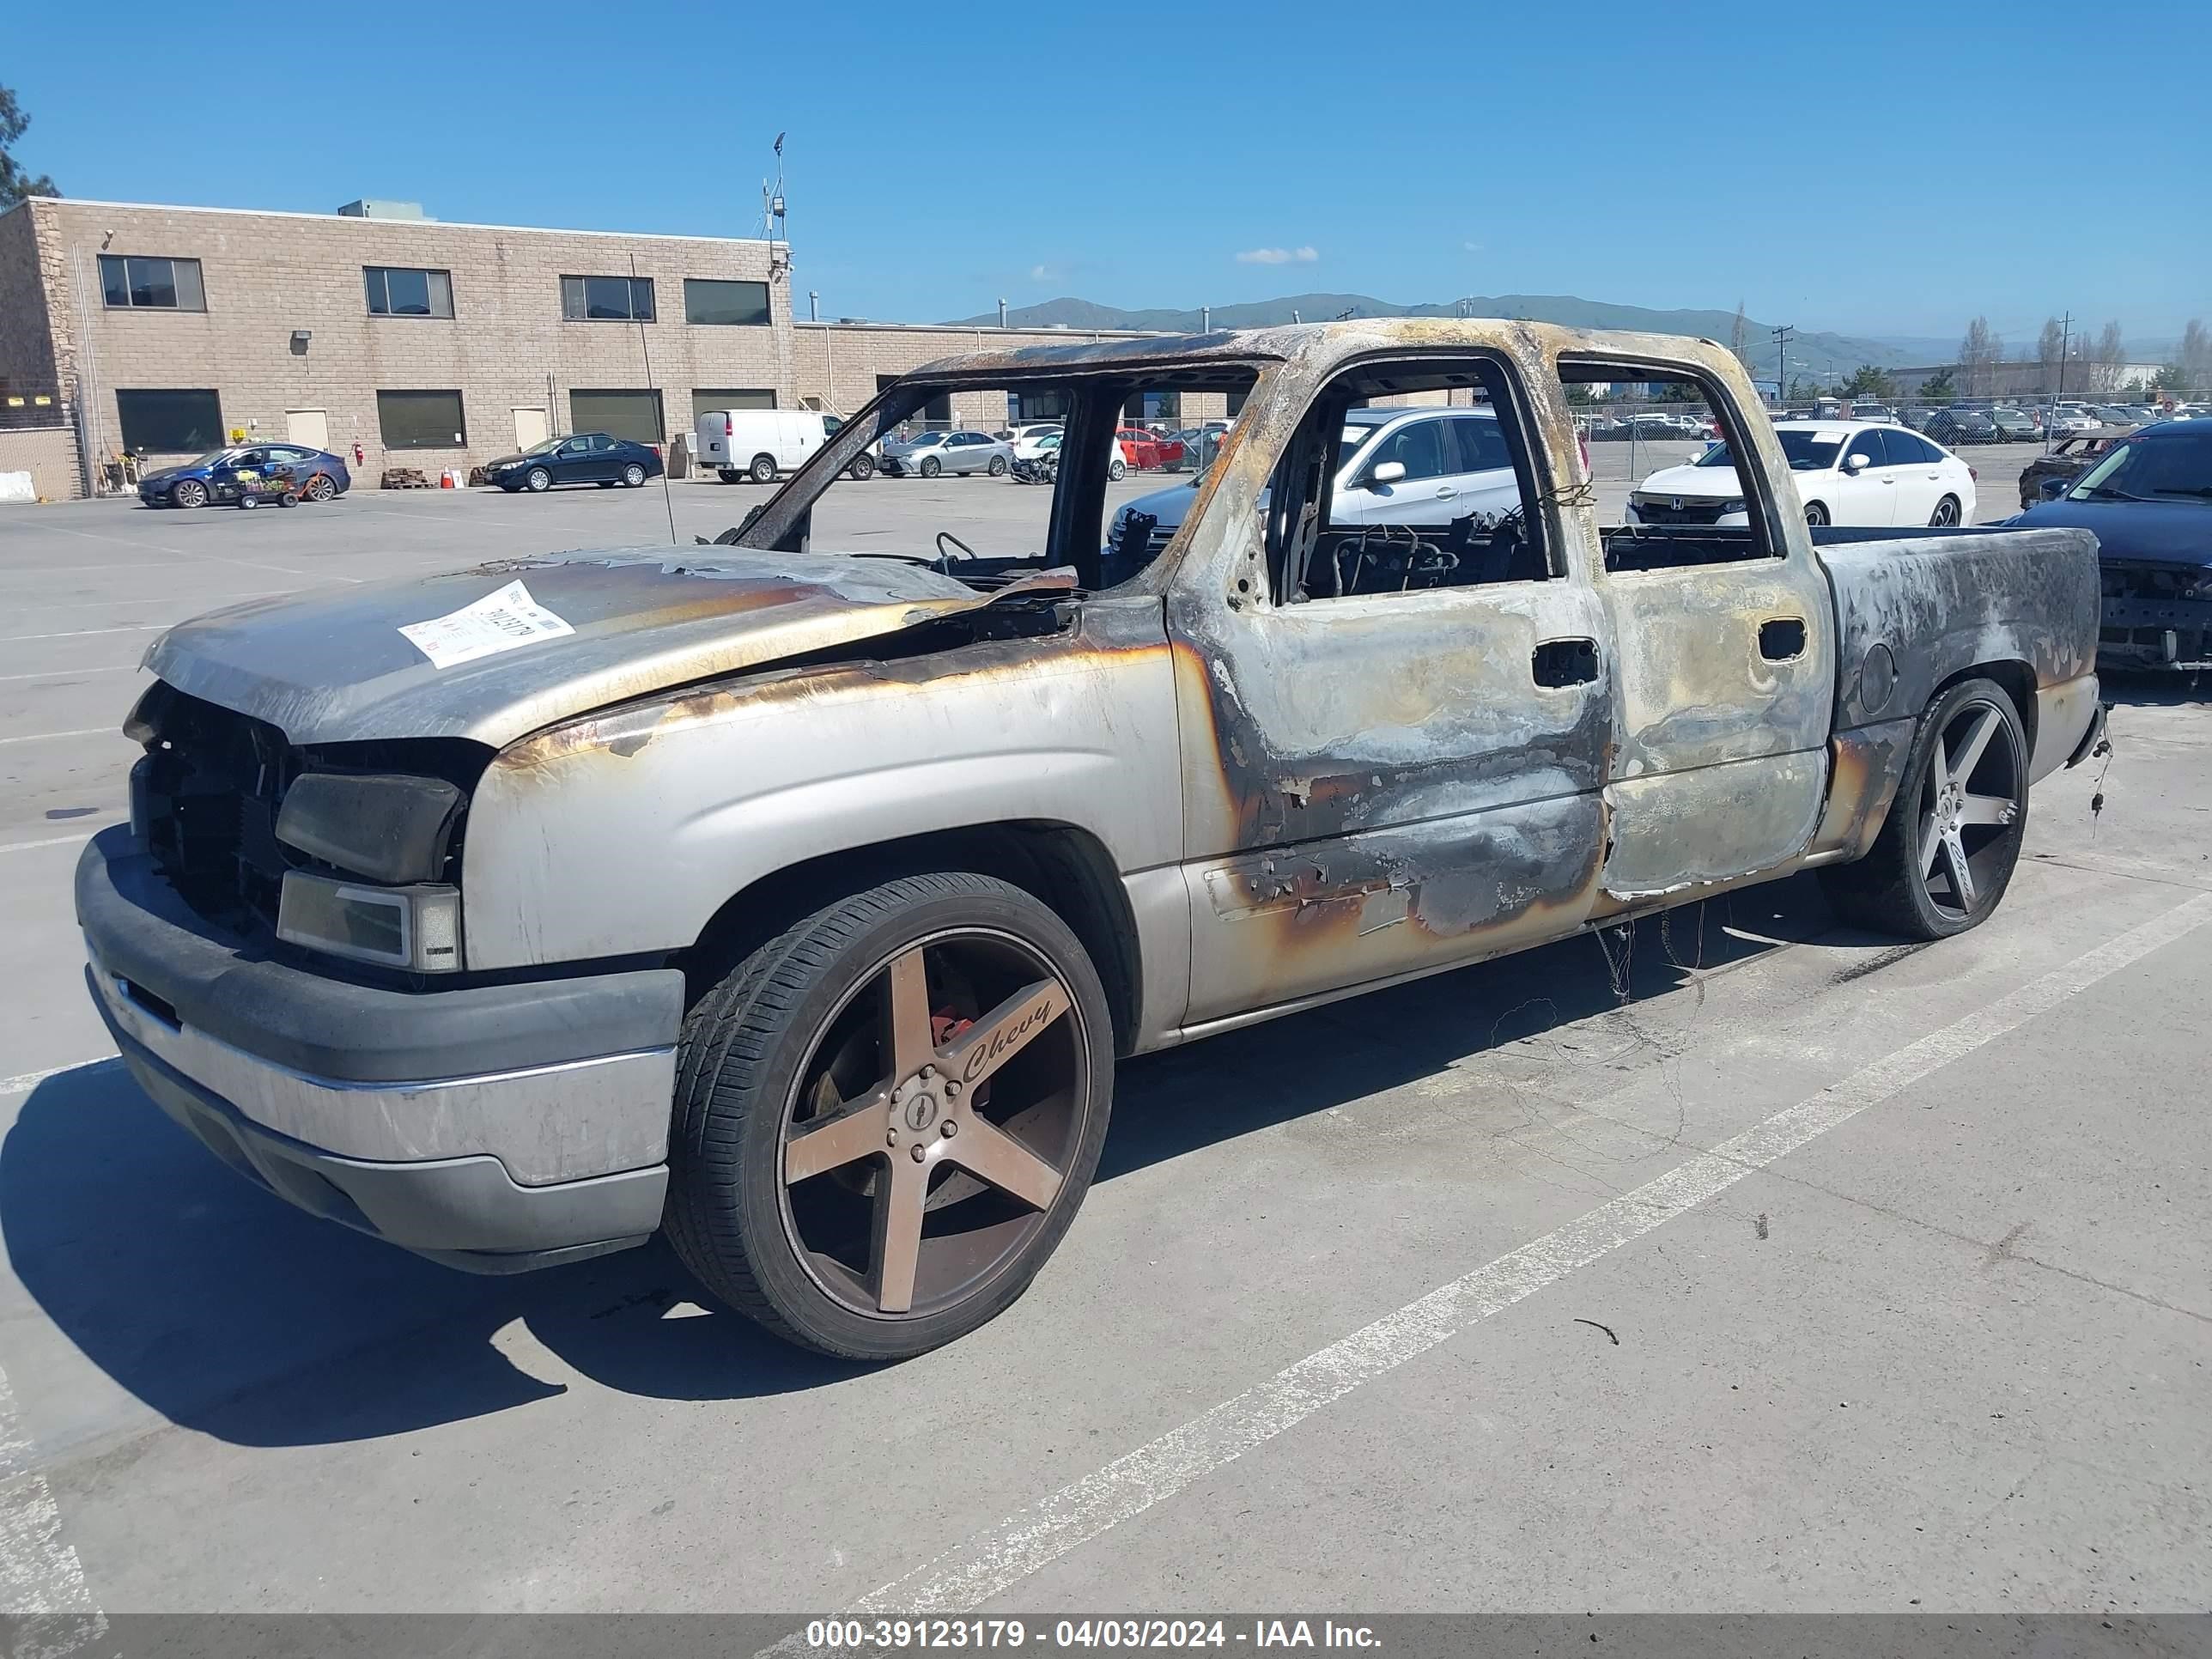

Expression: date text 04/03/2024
xmin=803 ymin=1620 xmax=1382 ymax=1649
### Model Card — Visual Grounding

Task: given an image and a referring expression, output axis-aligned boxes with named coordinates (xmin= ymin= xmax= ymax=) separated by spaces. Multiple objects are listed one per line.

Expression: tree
xmin=1959 ymin=317 xmax=2003 ymax=396
xmin=1565 ymin=383 xmax=1601 ymax=407
xmin=1919 ymin=368 xmax=1957 ymax=401
xmin=2037 ymin=317 xmax=2065 ymax=391
xmin=0 ymin=86 xmax=58 ymax=207
xmin=1838 ymin=364 xmax=1896 ymax=399
xmin=2090 ymin=320 xmax=2125 ymax=394
xmin=2180 ymin=319 xmax=2210 ymax=389
xmin=2152 ymin=363 xmax=2188 ymax=392
xmin=1785 ymin=375 xmax=1824 ymax=403
xmin=1729 ymin=300 xmax=1748 ymax=367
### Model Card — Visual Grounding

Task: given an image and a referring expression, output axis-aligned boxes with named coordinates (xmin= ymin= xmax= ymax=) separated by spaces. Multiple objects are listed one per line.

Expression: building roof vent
xmin=337 ymin=199 xmax=430 ymax=221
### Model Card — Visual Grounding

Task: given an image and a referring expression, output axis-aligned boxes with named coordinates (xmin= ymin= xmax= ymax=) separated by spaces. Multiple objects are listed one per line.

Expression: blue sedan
xmin=138 ymin=443 xmax=352 ymax=508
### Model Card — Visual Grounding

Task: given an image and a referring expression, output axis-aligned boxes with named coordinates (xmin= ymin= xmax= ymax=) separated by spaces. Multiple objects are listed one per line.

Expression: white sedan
xmin=1628 ymin=420 xmax=1978 ymax=529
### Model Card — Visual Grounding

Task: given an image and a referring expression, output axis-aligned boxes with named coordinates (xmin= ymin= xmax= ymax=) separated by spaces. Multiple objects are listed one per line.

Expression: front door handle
xmin=1434 ymin=485 xmax=1458 ymax=499
xmin=1532 ymin=637 xmax=1599 ymax=687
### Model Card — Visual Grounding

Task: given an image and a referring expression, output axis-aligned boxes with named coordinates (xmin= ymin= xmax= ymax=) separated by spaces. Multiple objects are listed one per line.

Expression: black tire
xmin=919 ymin=456 xmax=942 ymax=479
xmin=304 ymin=473 xmax=337 ymax=502
xmin=526 ymin=466 xmax=552 ymax=493
xmin=1108 ymin=459 xmax=1127 ymax=482
xmin=750 ymin=453 xmax=778 ymax=484
xmin=987 ymin=454 xmax=1008 ymax=477
xmin=170 ymin=478 xmax=209 ymax=509
xmin=623 ymin=462 xmax=647 ymax=488
xmin=665 ymin=872 xmax=1115 ymax=1360
xmin=1819 ymin=676 xmax=2029 ymax=940
xmin=1804 ymin=501 xmax=1829 ymax=526
xmin=718 ymin=468 xmax=742 ymax=484
xmin=1929 ymin=495 xmax=1961 ymax=527
xmin=848 ymin=453 xmax=876 ymax=482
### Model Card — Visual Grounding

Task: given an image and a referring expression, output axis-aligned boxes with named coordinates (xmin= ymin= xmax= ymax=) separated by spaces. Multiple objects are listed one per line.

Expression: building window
xmin=99 ymin=256 xmax=205 ymax=312
xmin=377 ymin=390 xmax=467 ymax=449
xmin=690 ymin=388 xmax=775 ymax=422
xmin=116 ymin=389 xmax=222 ymax=453
xmin=570 ymin=389 xmax=665 ymax=444
xmin=1015 ymin=390 xmax=1069 ymax=422
xmin=364 ymin=267 xmax=454 ymax=319
xmin=562 ymin=275 xmax=655 ymax=323
xmin=684 ymin=278 xmax=772 ymax=327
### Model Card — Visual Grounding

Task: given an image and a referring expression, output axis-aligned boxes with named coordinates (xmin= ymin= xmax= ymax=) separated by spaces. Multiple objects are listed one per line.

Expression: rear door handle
xmin=1759 ymin=618 xmax=1808 ymax=661
xmin=1532 ymin=638 xmax=1600 ymax=687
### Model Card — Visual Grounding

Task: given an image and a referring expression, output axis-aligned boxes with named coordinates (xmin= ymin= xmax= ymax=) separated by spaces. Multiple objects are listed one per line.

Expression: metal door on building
xmin=513 ymin=407 xmax=551 ymax=451
xmin=284 ymin=410 xmax=329 ymax=451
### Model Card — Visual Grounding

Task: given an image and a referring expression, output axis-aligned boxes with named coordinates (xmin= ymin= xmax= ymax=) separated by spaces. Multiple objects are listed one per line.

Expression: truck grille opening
xmin=134 ymin=687 xmax=296 ymax=933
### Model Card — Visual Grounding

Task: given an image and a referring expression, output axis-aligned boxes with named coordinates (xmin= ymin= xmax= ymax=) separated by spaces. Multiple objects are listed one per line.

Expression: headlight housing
xmin=277 ymin=875 xmax=462 ymax=971
xmin=274 ymin=772 xmax=467 ymax=971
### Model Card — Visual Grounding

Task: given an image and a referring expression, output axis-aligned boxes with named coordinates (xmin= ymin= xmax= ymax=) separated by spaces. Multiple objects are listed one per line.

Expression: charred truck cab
xmin=78 ymin=320 xmax=2106 ymax=1358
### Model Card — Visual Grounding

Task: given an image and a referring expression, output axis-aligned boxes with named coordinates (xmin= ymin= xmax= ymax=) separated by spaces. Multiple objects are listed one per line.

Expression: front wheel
xmin=665 ymin=872 xmax=1115 ymax=1360
xmin=1929 ymin=495 xmax=1961 ymax=527
xmin=919 ymin=456 xmax=942 ymax=479
xmin=1818 ymin=677 xmax=2028 ymax=940
xmin=169 ymin=479 xmax=210 ymax=509
xmin=526 ymin=466 xmax=552 ymax=493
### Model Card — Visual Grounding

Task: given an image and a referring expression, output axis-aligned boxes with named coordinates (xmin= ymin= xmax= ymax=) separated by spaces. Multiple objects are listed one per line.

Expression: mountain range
xmin=951 ymin=294 xmax=1936 ymax=374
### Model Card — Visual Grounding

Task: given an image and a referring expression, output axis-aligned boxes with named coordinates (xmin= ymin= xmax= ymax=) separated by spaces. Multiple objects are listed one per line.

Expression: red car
xmin=1115 ymin=427 xmax=1185 ymax=471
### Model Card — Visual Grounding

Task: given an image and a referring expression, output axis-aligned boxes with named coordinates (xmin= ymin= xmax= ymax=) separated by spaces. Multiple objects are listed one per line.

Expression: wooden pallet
xmin=380 ymin=468 xmax=432 ymax=489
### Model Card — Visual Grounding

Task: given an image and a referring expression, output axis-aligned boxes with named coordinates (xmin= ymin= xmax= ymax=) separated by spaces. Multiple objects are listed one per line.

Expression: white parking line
xmin=0 ymin=729 xmax=116 ymax=749
xmin=0 ymin=831 xmax=108 ymax=856
xmin=793 ymin=892 xmax=2212 ymax=1627
xmin=0 ymin=1363 xmax=106 ymax=1653
xmin=0 ymin=667 xmax=137 ymax=684
xmin=0 ymin=626 xmax=166 ymax=644
xmin=0 ymin=1059 xmax=118 ymax=1098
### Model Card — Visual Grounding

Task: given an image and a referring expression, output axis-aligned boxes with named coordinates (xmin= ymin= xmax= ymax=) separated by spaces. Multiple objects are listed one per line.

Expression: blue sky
xmin=9 ymin=2 xmax=2206 ymax=343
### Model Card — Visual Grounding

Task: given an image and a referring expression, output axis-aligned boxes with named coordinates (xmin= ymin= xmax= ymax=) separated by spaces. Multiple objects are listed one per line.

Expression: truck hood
xmin=143 ymin=547 xmax=1028 ymax=749
xmin=2012 ymin=499 xmax=2212 ymax=568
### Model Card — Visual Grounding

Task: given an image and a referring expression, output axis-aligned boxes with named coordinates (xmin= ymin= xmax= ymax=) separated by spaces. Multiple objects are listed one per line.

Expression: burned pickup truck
xmin=78 ymin=322 xmax=2106 ymax=1359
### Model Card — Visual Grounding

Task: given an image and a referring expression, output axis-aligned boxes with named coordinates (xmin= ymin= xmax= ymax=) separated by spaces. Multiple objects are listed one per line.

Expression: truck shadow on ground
xmin=2 ymin=878 xmax=1840 ymax=1448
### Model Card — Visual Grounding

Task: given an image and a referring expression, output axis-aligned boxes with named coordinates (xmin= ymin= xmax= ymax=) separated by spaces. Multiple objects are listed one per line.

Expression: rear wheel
xmin=1804 ymin=501 xmax=1829 ymax=526
xmin=987 ymin=454 xmax=1008 ymax=477
xmin=1819 ymin=676 xmax=2028 ymax=940
xmin=665 ymin=872 xmax=1114 ymax=1360
xmin=1109 ymin=459 xmax=1127 ymax=482
xmin=718 ymin=468 xmax=742 ymax=484
xmin=623 ymin=462 xmax=647 ymax=488
xmin=849 ymin=453 xmax=876 ymax=482
xmin=1929 ymin=494 xmax=1961 ymax=527
xmin=750 ymin=453 xmax=778 ymax=484
xmin=304 ymin=473 xmax=337 ymax=502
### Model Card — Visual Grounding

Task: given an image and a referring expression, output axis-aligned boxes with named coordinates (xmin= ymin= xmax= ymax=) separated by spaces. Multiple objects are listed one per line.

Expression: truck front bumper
xmin=76 ymin=827 xmax=684 ymax=1273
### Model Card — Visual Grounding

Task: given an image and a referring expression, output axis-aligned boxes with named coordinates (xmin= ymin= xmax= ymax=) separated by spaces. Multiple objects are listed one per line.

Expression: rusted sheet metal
xmin=1802 ymin=719 xmax=1916 ymax=865
xmin=462 ymin=599 xmax=1183 ymax=972
xmin=143 ymin=549 xmax=1015 ymax=749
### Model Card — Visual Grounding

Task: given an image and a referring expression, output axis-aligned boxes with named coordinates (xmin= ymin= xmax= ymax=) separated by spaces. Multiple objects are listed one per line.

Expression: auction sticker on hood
xmin=398 ymin=579 xmax=575 ymax=669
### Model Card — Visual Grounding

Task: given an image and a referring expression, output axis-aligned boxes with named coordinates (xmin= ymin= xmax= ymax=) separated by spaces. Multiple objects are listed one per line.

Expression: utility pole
xmin=2056 ymin=311 xmax=2072 ymax=398
xmin=1771 ymin=325 xmax=1795 ymax=404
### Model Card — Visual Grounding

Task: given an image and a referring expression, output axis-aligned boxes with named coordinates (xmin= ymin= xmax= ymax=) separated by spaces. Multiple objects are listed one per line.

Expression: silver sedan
xmin=879 ymin=430 xmax=1013 ymax=478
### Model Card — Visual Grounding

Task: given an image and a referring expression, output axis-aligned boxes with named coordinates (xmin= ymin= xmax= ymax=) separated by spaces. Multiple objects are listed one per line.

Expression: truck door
xmin=1170 ymin=346 xmax=1614 ymax=1027
xmin=1555 ymin=352 xmax=1834 ymax=901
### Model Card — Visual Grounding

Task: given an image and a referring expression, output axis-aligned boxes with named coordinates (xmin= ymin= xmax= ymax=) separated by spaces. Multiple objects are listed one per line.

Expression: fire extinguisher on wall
xmin=352 ymin=442 xmax=365 ymax=466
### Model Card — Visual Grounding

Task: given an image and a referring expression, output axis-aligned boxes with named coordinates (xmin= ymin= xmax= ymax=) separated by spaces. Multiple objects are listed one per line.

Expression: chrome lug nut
xmin=942 ymin=1119 xmax=958 ymax=1138
xmin=910 ymin=1144 xmax=928 ymax=1164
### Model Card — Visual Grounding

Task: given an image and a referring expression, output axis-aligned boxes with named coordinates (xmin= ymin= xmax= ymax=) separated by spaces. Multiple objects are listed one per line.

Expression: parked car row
xmin=1630 ymin=420 xmax=1978 ymax=530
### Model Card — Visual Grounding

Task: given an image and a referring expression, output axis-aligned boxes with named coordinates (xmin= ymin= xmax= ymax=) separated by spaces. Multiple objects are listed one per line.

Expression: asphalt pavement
xmin=0 ymin=480 xmax=2203 ymax=1628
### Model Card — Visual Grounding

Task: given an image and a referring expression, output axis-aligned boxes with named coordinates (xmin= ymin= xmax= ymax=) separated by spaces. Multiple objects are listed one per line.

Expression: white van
xmin=695 ymin=409 xmax=877 ymax=483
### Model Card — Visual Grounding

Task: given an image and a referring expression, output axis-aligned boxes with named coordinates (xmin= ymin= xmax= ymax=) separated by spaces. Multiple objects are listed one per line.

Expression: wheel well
xmin=678 ymin=823 xmax=1142 ymax=1054
xmin=1933 ymin=659 xmax=2038 ymax=755
xmin=752 ymin=452 xmax=777 ymax=470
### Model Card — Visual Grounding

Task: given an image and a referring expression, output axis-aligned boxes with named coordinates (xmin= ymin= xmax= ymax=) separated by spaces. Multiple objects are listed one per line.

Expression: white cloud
xmin=1030 ymin=264 xmax=1058 ymax=282
xmin=1236 ymin=246 xmax=1319 ymax=266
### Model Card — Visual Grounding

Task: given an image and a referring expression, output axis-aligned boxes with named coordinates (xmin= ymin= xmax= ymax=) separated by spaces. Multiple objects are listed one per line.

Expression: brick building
xmin=0 ymin=194 xmax=1217 ymax=499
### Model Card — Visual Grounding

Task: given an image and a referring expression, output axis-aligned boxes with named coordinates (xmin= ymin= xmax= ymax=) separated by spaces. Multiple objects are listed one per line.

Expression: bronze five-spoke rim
xmin=777 ymin=928 xmax=1088 ymax=1320
xmin=1917 ymin=696 xmax=2023 ymax=920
